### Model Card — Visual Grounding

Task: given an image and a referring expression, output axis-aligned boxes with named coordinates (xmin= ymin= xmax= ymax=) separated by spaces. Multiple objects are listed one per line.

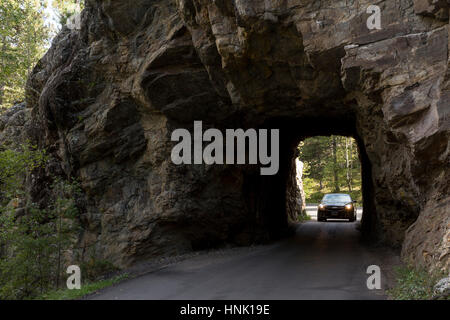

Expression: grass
xmin=387 ymin=266 xmax=447 ymax=300
xmin=36 ymin=274 xmax=129 ymax=300
xmin=298 ymin=211 xmax=311 ymax=222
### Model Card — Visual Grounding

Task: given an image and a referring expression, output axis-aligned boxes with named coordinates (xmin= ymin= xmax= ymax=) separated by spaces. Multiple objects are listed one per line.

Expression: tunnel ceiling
xmin=1 ymin=0 xmax=447 ymax=272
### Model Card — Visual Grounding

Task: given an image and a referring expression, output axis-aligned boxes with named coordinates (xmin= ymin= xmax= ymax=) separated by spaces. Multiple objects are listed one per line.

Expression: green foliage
xmin=0 ymin=0 xmax=50 ymax=107
xmin=0 ymin=143 xmax=47 ymax=202
xmin=0 ymin=144 xmax=83 ymax=299
xmin=0 ymin=182 xmax=82 ymax=299
xmin=80 ymin=259 xmax=119 ymax=282
xmin=36 ymin=274 xmax=129 ymax=300
xmin=299 ymin=136 xmax=329 ymax=184
xmin=298 ymin=211 xmax=311 ymax=222
xmin=299 ymin=136 xmax=362 ymax=203
xmin=387 ymin=266 xmax=446 ymax=300
xmin=0 ymin=143 xmax=121 ymax=300
xmin=0 ymin=0 xmax=84 ymax=108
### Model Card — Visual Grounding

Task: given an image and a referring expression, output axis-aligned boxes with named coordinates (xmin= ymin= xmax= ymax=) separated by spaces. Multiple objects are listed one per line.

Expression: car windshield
xmin=322 ymin=194 xmax=352 ymax=203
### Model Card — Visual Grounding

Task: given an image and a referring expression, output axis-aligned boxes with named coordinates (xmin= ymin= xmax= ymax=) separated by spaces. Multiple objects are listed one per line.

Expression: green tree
xmin=0 ymin=0 xmax=50 ymax=108
xmin=299 ymin=136 xmax=362 ymax=203
xmin=0 ymin=0 xmax=85 ymax=109
xmin=345 ymin=137 xmax=355 ymax=192
xmin=0 ymin=144 xmax=81 ymax=299
xmin=298 ymin=136 xmax=330 ymax=190
xmin=331 ymin=136 xmax=340 ymax=192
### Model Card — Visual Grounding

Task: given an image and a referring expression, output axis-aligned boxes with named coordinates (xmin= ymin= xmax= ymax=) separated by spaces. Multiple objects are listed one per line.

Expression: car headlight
xmin=345 ymin=204 xmax=353 ymax=210
xmin=319 ymin=204 xmax=325 ymax=210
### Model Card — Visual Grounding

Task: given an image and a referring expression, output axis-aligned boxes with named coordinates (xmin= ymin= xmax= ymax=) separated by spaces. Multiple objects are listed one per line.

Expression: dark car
xmin=317 ymin=193 xmax=357 ymax=222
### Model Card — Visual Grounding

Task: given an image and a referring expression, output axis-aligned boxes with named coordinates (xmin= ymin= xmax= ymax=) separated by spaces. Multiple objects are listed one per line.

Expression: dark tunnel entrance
xmin=249 ymin=115 xmax=378 ymax=243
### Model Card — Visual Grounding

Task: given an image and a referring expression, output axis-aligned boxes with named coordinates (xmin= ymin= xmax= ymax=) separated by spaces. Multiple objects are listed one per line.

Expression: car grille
xmin=326 ymin=206 xmax=344 ymax=210
xmin=323 ymin=206 xmax=346 ymax=215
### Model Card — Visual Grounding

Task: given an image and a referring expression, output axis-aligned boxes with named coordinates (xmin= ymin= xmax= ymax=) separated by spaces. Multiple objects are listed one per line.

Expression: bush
xmin=387 ymin=266 xmax=446 ymax=300
xmin=0 ymin=144 xmax=83 ymax=299
xmin=0 ymin=143 xmax=47 ymax=202
xmin=298 ymin=211 xmax=311 ymax=222
xmin=80 ymin=259 xmax=119 ymax=282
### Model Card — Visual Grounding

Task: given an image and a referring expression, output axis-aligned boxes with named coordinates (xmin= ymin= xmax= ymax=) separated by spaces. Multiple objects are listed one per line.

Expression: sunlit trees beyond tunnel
xmin=298 ymin=136 xmax=362 ymax=204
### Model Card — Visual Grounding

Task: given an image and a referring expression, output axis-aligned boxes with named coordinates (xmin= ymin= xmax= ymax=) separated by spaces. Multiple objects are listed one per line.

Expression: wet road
xmin=91 ymin=211 xmax=388 ymax=300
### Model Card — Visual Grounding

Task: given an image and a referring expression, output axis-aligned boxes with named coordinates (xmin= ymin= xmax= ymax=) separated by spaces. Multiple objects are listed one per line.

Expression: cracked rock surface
xmin=1 ymin=0 xmax=447 ymax=271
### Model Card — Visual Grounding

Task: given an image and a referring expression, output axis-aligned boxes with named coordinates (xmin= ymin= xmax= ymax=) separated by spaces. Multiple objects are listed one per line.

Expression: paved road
xmin=91 ymin=215 xmax=389 ymax=300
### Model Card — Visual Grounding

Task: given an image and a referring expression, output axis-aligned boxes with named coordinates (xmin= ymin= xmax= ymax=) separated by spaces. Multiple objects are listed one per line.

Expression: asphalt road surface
xmin=91 ymin=206 xmax=389 ymax=300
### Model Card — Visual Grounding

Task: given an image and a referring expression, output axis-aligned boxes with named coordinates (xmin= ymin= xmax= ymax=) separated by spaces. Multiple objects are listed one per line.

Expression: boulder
xmin=433 ymin=276 xmax=450 ymax=298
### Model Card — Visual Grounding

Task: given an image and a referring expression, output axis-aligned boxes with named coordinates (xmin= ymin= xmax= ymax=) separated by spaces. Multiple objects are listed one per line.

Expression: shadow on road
xmin=89 ymin=217 xmax=399 ymax=300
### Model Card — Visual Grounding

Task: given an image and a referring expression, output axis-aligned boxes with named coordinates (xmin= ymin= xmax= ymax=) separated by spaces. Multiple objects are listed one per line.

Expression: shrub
xmin=387 ymin=265 xmax=446 ymax=300
xmin=80 ymin=259 xmax=119 ymax=282
xmin=0 ymin=144 xmax=83 ymax=299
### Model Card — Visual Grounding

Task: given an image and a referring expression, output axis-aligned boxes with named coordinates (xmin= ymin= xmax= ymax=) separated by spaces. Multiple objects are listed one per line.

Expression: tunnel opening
xmin=298 ymin=135 xmax=363 ymax=219
xmin=175 ymin=112 xmax=386 ymax=257
xmin=247 ymin=114 xmax=379 ymax=244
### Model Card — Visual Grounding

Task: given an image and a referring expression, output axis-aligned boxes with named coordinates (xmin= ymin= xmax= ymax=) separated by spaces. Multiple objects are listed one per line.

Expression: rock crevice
xmin=1 ymin=0 xmax=446 ymax=271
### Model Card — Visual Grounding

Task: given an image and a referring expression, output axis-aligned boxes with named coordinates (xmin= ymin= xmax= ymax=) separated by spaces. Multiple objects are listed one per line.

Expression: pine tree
xmin=0 ymin=0 xmax=49 ymax=108
xmin=0 ymin=0 xmax=85 ymax=110
xmin=299 ymin=136 xmax=362 ymax=203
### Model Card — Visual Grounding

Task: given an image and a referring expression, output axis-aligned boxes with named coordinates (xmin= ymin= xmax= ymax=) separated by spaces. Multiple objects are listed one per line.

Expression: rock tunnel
xmin=11 ymin=0 xmax=448 ymax=272
xmin=252 ymin=115 xmax=378 ymax=243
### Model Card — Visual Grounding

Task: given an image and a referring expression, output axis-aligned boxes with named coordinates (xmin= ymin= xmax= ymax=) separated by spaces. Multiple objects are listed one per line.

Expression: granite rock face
xmin=14 ymin=0 xmax=449 ymax=271
xmin=0 ymin=103 xmax=31 ymax=148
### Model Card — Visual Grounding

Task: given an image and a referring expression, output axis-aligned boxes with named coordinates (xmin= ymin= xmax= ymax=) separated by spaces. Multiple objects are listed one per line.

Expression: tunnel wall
xmin=16 ymin=0 xmax=449 ymax=272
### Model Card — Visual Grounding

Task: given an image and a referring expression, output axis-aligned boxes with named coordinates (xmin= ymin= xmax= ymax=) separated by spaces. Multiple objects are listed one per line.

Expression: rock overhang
xmin=11 ymin=0 xmax=448 ymax=271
